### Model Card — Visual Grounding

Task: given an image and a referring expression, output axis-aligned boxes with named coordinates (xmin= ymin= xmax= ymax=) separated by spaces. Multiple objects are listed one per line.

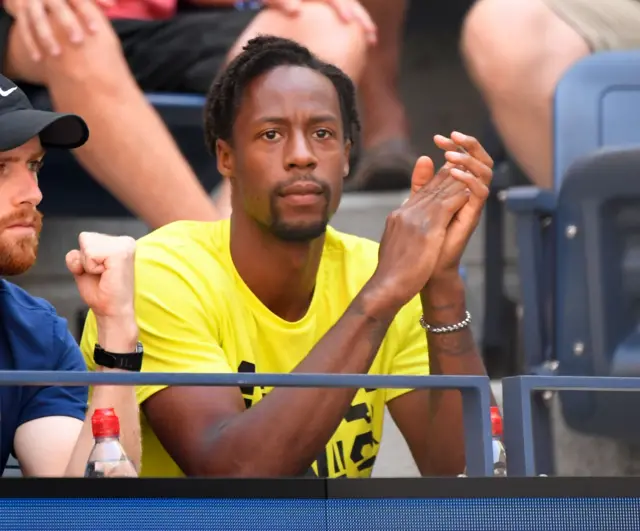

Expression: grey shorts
xmin=542 ymin=0 xmax=640 ymax=51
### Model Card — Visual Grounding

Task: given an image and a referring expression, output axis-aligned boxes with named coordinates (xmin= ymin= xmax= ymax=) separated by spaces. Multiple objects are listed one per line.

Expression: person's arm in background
xmin=4 ymin=0 xmax=223 ymax=230
xmin=14 ymin=232 xmax=142 ymax=477
xmin=388 ymin=132 xmax=496 ymax=476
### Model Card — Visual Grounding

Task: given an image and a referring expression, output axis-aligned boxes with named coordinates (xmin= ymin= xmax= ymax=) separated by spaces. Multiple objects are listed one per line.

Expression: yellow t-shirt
xmin=80 ymin=220 xmax=428 ymax=478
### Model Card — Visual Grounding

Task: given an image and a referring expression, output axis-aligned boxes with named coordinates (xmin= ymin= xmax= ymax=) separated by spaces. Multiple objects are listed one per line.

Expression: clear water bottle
xmin=85 ymin=408 xmax=138 ymax=478
xmin=458 ymin=406 xmax=507 ymax=477
xmin=491 ymin=406 xmax=507 ymax=477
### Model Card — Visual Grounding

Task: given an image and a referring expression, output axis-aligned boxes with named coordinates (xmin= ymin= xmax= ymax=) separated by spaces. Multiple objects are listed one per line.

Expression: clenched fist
xmin=65 ymin=232 xmax=136 ymax=321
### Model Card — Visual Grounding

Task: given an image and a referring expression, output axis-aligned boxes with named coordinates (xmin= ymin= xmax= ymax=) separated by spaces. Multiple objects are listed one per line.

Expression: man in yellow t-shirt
xmin=81 ymin=35 xmax=495 ymax=478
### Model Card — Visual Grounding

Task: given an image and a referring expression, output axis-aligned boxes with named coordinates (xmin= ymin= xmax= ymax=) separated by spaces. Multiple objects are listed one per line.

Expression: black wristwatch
xmin=94 ymin=342 xmax=144 ymax=372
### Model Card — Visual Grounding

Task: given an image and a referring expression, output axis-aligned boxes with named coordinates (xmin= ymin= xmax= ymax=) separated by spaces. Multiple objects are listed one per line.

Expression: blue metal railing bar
xmin=502 ymin=375 xmax=640 ymax=476
xmin=0 ymin=372 xmax=494 ymax=477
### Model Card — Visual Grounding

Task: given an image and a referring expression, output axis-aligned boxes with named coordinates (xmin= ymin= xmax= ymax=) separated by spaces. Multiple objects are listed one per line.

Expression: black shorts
xmin=0 ymin=7 xmax=258 ymax=93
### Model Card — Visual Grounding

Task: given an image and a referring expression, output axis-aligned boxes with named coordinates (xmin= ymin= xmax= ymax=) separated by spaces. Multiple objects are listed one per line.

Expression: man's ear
xmin=343 ymin=139 xmax=352 ymax=178
xmin=216 ymin=138 xmax=234 ymax=179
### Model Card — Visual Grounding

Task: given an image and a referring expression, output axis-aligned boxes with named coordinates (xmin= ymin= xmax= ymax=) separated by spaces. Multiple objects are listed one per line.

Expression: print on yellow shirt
xmin=238 ymin=360 xmax=380 ymax=477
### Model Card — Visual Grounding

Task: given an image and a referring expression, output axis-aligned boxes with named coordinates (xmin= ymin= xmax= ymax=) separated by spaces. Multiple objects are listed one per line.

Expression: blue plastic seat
xmin=505 ymin=51 xmax=640 ymax=463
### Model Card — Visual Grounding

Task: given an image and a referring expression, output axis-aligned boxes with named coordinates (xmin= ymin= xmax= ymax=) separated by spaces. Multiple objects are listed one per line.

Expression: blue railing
xmin=502 ymin=375 xmax=640 ymax=476
xmin=0 ymin=372 xmax=494 ymax=476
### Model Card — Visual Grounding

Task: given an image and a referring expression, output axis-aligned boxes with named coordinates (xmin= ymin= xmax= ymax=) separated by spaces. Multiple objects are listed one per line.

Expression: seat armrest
xmin=505 ymin=186 xmax=556 ymax=216
xmin=504 ymin=186 xmax=557 ymax=373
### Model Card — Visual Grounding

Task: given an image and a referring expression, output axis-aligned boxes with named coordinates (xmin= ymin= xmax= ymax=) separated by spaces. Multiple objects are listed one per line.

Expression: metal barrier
xmin=0 ymin=371 xmax=494 ymax=476
xmin=502 ymin=375 xmax=640 ymax=476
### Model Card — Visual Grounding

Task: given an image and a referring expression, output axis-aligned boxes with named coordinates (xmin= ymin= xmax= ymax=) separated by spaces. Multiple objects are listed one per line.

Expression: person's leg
xmin=461 ymin=0 xmax=640 ymax=188
xmin=358 ymin=0 xmax=408 ymax=148
xmin=3 ymin=5 xmax=220 ymax=229
xmin=228 ymin=2 xmax=368 ymax=83
xmin=106 ymin=9 xmax=257 ymax=221
xmin=345 ymin=0 xmax=413 ymax=192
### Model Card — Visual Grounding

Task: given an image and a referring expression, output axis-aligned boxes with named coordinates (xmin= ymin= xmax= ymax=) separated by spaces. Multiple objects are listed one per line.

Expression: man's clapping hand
xmin=367 ymin=153 xmax=470 ymax=311
xmin=425 ymin=132 xmax=493 ymax=279
xmin=365 ymin=131 xmax=493 ymax=313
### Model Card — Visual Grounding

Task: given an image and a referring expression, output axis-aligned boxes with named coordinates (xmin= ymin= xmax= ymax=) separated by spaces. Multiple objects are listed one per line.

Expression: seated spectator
xmin=0 ymin=0 xmax=372 ymax=226
xmin=0 ymin=75 xmax=142 ymax=476
xmin=81 ymin=36 xmax=495 ymax=478
xmin=461 ymin=0 xmax=640 ymax=188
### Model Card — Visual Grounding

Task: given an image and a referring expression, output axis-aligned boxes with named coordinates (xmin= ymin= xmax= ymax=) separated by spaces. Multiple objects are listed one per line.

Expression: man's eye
xmin=313 ymin=129 xmax=333 ymax=139
xmin=28 ymin=160 xmax=43 ymax=173
xmin=262 ymin=130 xmax=281 ymax=141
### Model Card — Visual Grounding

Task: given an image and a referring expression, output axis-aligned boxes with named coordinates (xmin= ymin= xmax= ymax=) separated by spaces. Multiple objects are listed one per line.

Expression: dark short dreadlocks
xmin=204 ymin=35 xmax=360 ymax=152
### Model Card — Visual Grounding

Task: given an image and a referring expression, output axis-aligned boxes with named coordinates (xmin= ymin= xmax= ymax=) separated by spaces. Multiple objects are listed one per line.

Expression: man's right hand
xmin=5 ymin=0 xmax=115 ymax=61
xmin=368 ymin=156 xmax=470 ymax=312
xmin=66 ymin=231 xmax=138 ymax=352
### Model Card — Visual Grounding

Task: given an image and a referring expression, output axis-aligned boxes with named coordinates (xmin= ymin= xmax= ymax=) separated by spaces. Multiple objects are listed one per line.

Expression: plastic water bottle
xmin=85 ymin=408 xmax=138 ymax=478
xmin=491 ymin=406 xmax=507 ymax=477
xmin=458 ymin=406 xmax=507 ymax=477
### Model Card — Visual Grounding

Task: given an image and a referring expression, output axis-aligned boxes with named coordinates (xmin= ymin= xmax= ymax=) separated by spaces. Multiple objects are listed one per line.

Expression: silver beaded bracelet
xmin=420 ymin=310 xmax=472 ymax=334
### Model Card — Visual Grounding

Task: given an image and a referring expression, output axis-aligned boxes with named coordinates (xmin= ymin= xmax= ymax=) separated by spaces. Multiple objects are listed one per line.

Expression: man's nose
xmin=12 ymin=167 xmax=43 ymax=207
xmin=285 ymin=132 xmax=318 ymax=170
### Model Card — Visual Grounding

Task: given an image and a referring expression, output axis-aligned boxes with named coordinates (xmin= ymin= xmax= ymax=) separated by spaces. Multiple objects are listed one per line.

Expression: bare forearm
xmin=203 ymin=286 xmax=396 ymax=477
xmin=65 ymin=322 xmax=141 ymax=476
xmin=422 ymin=274 xmax=486 ymax=376
xmin=419 ymin=273 xmax=492 ymax=475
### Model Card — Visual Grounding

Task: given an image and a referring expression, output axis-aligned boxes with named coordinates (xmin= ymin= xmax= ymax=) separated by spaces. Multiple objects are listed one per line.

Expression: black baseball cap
xmin=0 ymin=74 xmax=88 ymax=151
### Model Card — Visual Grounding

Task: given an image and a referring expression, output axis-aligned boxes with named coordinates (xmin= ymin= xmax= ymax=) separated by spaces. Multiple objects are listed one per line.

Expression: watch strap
xmin=94 ymin=342 xmax=143 ymax=372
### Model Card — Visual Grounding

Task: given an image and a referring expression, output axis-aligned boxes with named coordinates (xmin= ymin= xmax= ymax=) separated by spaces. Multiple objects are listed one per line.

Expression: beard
xmin=0 ymin=207 xmax=43 ymax=276
xmin=270 ymin=218 xmax=329 ymax=242
xmin=268 ymin=175 xmax=332 ymax=242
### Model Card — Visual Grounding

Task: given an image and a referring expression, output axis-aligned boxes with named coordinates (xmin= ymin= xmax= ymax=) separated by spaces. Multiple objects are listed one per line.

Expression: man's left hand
xmin=262 ymin=0 xmax=377 ymax=44
xmin=410 ymin=131 xmax=493 ymax=281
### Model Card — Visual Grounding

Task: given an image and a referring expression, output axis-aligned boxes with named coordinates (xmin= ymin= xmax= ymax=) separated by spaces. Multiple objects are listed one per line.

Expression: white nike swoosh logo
xmin=0 ymin=87 xmax=17 ymax=97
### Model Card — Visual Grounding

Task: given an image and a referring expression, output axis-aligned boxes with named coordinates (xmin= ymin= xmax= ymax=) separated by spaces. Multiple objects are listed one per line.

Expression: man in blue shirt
xmin=0 ymin=74 xmax=142 ymax=476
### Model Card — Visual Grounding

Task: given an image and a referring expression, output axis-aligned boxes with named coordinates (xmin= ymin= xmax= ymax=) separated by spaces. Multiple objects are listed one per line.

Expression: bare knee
xmin=231 ymin=2 xmax=368 ymax=82
xmin=6 ymin=4 xmax=127 ymax=88
xmin=461 ymin=0 xmax=540 ymax=99
xmin=461 ymin=0 xmax=589 ymax=102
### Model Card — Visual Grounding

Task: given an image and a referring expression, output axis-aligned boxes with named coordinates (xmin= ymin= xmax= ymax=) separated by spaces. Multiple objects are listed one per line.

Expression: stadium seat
xmin=552 ymin=51 xmax=640 ymax=192
xmin=20 ymin=86 xmax=222 ymax=218
xmin=480 ymin=158 xmax=527 ymax=379
xmin=505 ymin=50 xmax=640 ymax=444
xmin=553 ymin=147 xmax=640 ymax=438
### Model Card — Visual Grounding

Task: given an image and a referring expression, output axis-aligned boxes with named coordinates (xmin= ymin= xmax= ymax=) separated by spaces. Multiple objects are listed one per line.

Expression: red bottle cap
xmin=490 ymin=406 xmax=503 ymax=437
xmin=91 ymin=408 xmax=120 ymax=438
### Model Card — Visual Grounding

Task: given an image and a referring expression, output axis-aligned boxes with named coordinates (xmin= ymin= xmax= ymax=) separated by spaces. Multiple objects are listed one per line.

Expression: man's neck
xmin=229 ymin=215 xmax=326 ymax=322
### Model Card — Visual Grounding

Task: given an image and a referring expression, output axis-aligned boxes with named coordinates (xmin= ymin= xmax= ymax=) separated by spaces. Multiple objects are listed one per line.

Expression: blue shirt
xmin=0 ymin=280 xmax=88 ymax=475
